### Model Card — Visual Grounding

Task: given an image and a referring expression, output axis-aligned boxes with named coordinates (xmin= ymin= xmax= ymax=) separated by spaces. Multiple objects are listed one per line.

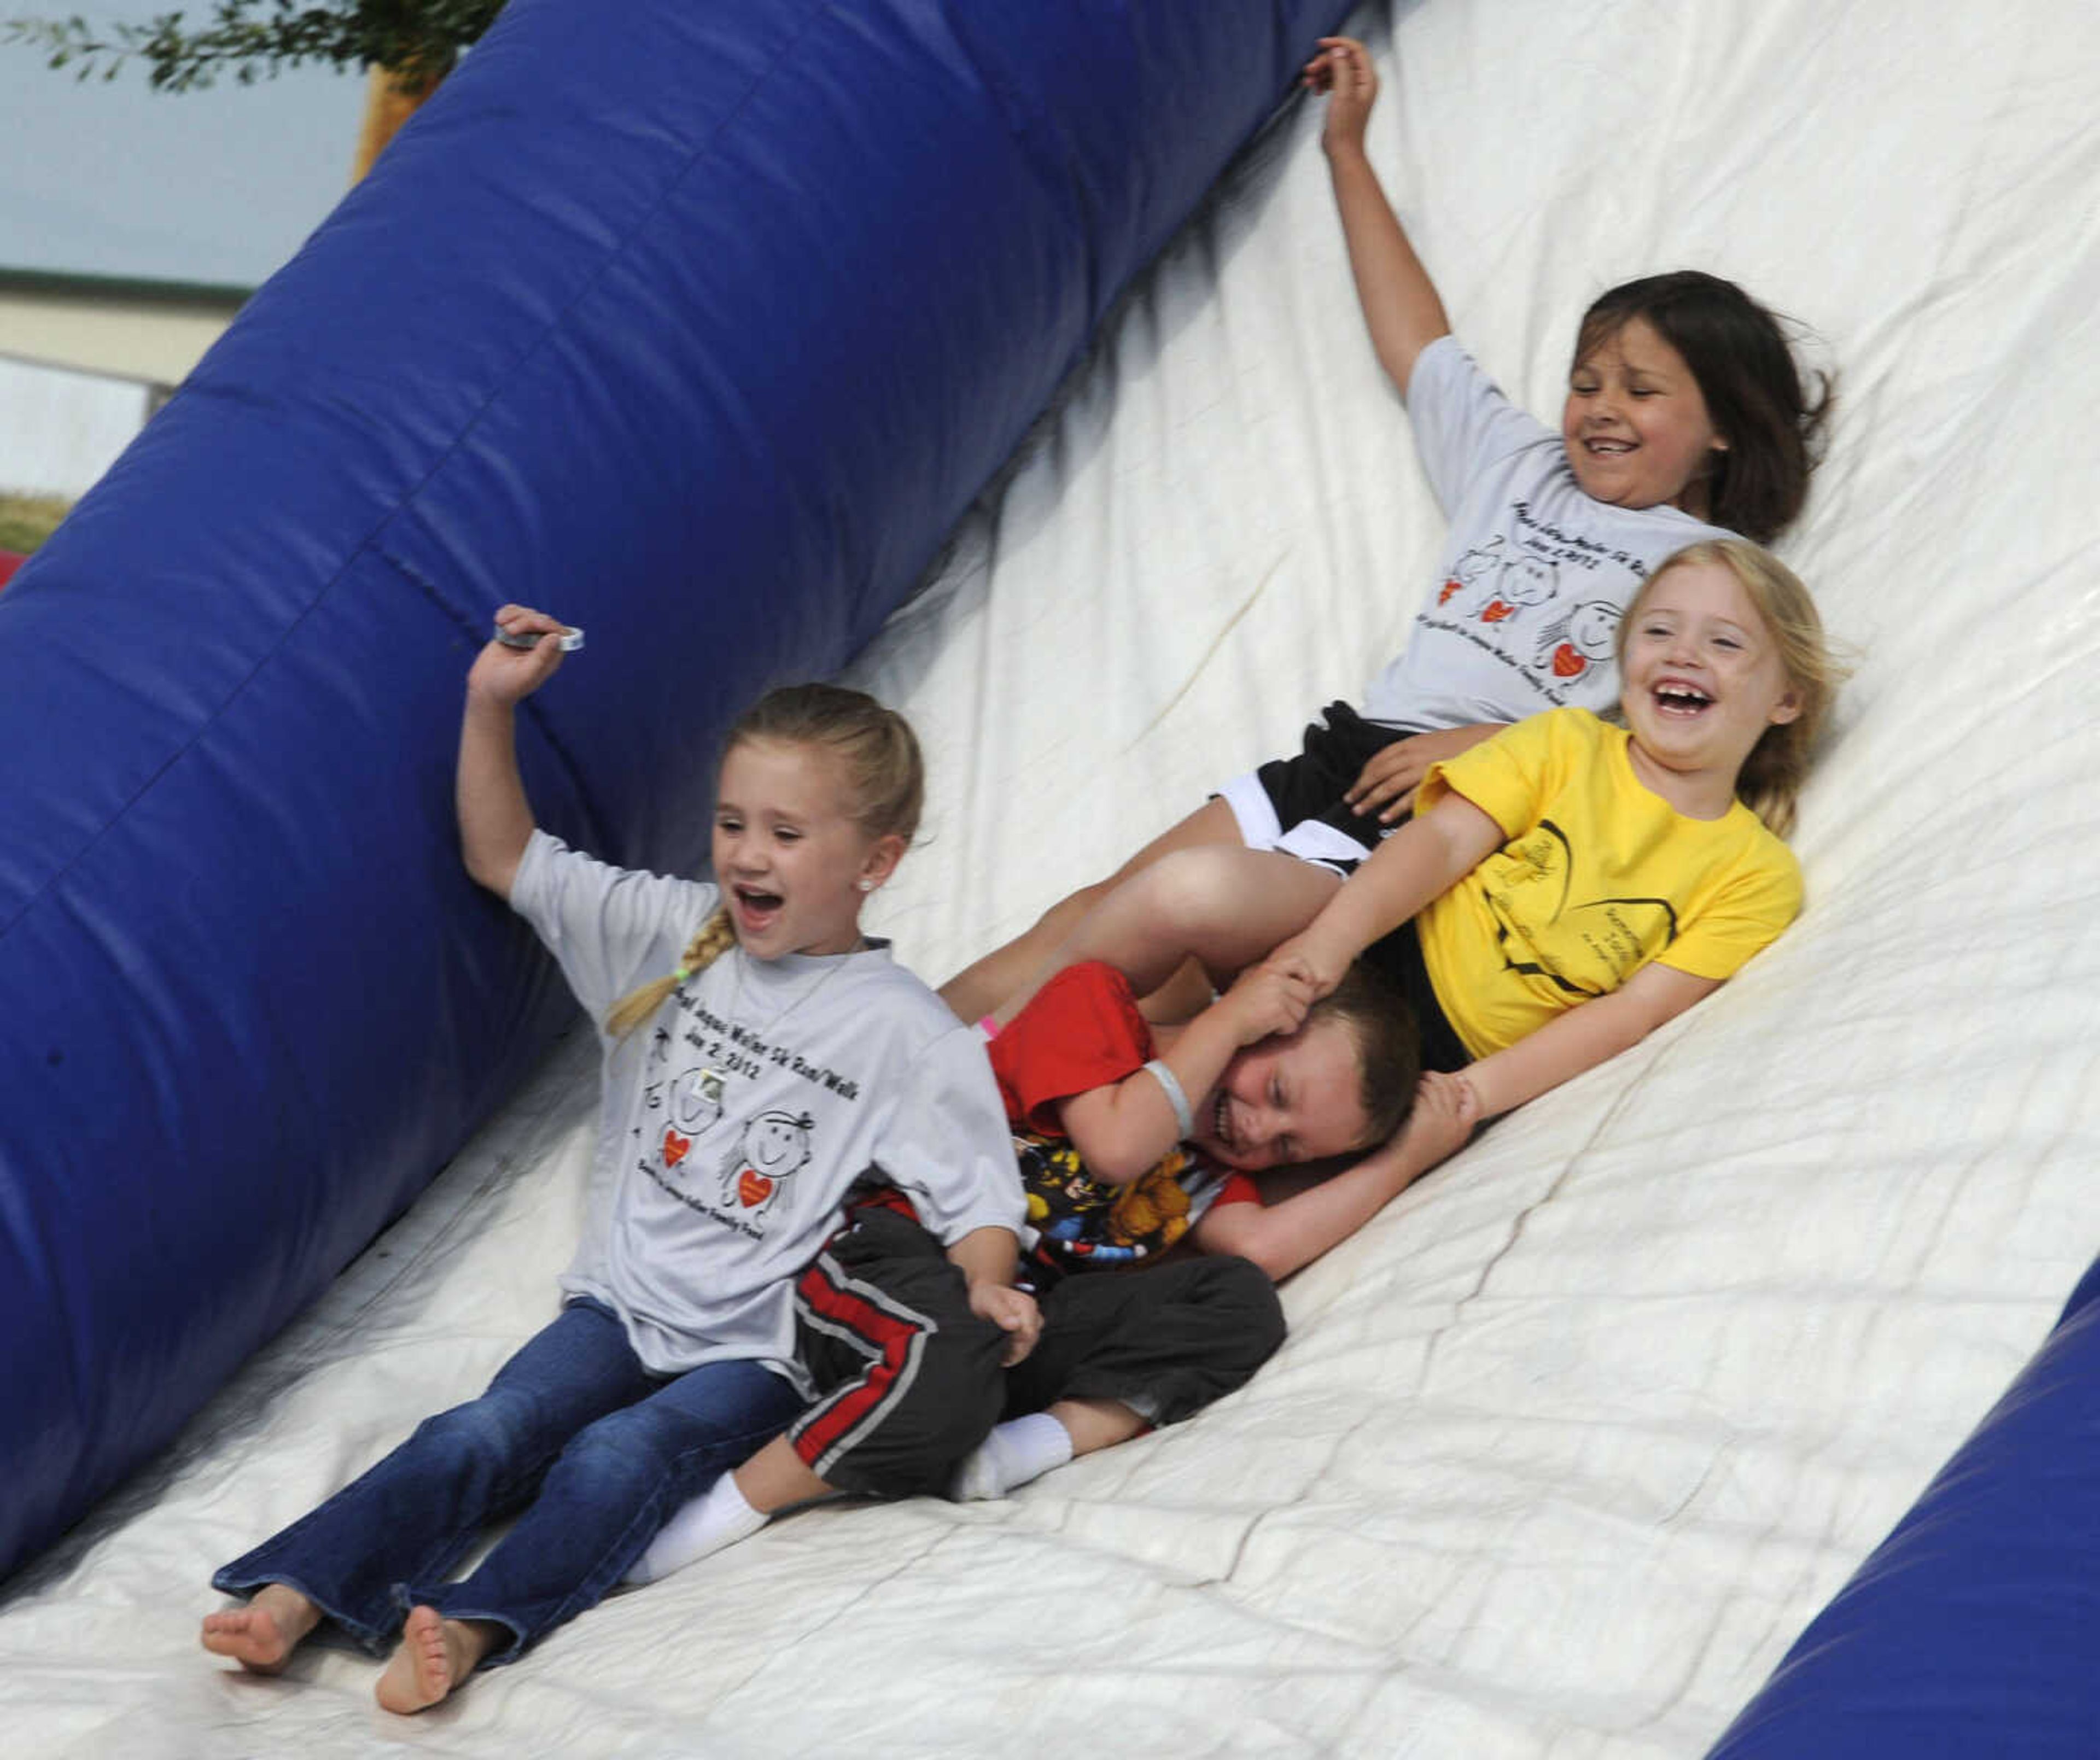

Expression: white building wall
xmin=0 ymin=356 xmax=150 ymax=499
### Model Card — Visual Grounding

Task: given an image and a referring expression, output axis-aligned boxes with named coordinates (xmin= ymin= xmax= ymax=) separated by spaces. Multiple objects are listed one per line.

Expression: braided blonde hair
xmin=604 ymin=684 xmax=924 ymax=1038
xmin=604 ymin=907 xmax=738 ymax=1040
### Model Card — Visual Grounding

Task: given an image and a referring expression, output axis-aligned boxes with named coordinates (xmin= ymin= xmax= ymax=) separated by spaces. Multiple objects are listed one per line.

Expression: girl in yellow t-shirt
xmin=995 ymin=537 xmax=1840 ymax=1161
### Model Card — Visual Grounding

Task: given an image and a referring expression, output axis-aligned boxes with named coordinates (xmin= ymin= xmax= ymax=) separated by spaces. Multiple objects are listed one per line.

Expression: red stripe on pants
xmin=789 ymin=1253 xmax=928 ymax=1474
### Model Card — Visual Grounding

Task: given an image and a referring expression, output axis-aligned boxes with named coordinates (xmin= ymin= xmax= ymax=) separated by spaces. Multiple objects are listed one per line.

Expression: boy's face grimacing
xmin=1188 ymin=1017 xmax=1369 ymax=1172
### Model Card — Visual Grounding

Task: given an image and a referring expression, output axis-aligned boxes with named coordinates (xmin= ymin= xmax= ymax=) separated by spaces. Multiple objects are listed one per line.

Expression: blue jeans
xmin=212 ymin=1298 xmax=801 ymax=1665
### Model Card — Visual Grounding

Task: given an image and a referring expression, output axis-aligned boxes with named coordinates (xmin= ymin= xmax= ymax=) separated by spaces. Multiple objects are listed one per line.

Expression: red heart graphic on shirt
xmin=1438 ymin=577 xmax=1463 ymax=604
xmin=738 ymin=1169 xmax=774 ymax=1208
xmin=1480 ymin=599 xmax=1513 ymax=623
xmin=662 ymin=1129 xmax=691 ymax=1168
xmin=1551 ymin=643 xmax=1586 ymax=678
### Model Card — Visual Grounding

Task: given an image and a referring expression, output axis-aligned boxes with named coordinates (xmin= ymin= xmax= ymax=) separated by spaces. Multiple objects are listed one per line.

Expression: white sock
xmin=950 ymin=1412 xmax=1074 ymax=1501
xmin=627 ymin=1472 xmax=768 ymax=1586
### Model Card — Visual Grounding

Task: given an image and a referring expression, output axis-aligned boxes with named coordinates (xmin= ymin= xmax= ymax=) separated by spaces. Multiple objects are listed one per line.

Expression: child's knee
xmin=1136 ymin=847 xmax=1252 ymax=938
xmin=901 ymin=1311 xmax=1011 ymax=1461
xmin=540 ymin=1408 xmax=670 ymax=1509
xmin=1037 ymin=877 xmax=1113 ymax=937
xmin=405 ymin=1389 xmax=539 ymax=1475
xmin=853 ymin=1396 xmax=1004 ymax=1500
xmin=1206 ymin=1256 xmax=1288 ymax=1357
xmin=804 ymin=1315 xmax=1008 ymax=1499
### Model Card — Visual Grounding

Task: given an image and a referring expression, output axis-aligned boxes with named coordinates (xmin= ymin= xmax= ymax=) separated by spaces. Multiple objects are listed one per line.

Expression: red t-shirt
xmin=993 ymin=962 xmax=1258 ymax=1216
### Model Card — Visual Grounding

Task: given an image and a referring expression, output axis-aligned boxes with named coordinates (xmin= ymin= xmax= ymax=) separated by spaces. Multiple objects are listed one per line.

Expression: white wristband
xmin=1142 ymin=1058 xmax=1195 ymax=1139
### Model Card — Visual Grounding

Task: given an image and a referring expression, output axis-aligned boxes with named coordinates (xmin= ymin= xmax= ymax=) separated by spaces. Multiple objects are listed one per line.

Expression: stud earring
xmin=856 ymin=878 xmax=875 ymax=893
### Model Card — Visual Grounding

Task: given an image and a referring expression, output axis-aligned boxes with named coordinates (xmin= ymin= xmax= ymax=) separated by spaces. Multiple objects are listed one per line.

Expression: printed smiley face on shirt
xmin=657 ymin=1068 xmax=726 ymax=1176
xmin=1476 ymin=554 xmax=1559 ymax=625
xmin=715 ymin=1109 xmax=815 ymax=1221
xmin=1438 ymin=537 xmax=1507 ymax=606
xmin=1536 ymin=599 xmax=1623 ymax=680
xmin=668 ymin=1067 xmax=726 ymax=1137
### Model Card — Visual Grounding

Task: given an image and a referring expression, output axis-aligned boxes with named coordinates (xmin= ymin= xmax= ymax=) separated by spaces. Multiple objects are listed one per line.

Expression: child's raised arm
xmin=1058 ymin=963 xmax=1318 ymax=1186
xmin=1193 ymin=1070 xmax=1478 ymax=1279
xmin=1304 ymin=36 xmax=1450 ymax=397
xmin=457 ymin=603 xmax=570 ymax=899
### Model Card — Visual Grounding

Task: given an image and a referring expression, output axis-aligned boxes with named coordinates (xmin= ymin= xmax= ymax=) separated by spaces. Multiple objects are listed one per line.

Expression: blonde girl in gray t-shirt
xmin=202 ymin=611 xmax=1032 ymax=1715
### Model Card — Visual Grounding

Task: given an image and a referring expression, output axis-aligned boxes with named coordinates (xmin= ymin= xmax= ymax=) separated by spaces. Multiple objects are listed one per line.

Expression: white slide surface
xmin=6 ymin=2 xmax=2099 ymax=1753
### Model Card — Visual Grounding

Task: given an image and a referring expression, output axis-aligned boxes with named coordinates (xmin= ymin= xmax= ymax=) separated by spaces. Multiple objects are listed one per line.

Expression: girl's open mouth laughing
xmin=1652 ymin=679 xmax=1712 ymax=717
xmin=732 ymin=884 xmax=784 ymax=929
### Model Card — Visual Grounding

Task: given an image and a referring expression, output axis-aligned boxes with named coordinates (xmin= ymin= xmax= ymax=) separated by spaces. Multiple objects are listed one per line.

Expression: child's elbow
xmin=1198 ymin=1210 xmax=1293 ymax=1281
xmin=1075 ymin=1146 xmax=1149 ymax=1187
xmin=1238 ymin=1239 xmax=1300 ymax=1283
xmin=463 ymin=845 xmax=520 ymax=900
xmin=1061 ymin=1120 xmax=1156 ymax=1188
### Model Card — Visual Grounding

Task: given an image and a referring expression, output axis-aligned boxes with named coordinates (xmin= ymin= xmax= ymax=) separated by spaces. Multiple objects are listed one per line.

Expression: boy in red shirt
xmin=955 ymin=956 xmax=1471 ymax=1497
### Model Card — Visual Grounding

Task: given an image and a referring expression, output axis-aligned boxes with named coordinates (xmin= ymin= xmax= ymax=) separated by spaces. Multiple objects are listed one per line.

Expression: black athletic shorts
xmin=1233 ymin=702 xmax=1471 ymax=1073
xmin=1246 ymin=700 xmax=1416 ymax=854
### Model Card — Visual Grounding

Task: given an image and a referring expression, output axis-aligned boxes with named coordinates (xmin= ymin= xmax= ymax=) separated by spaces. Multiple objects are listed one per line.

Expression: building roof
xmin=0 ymin=265 xmax=252 ymax=384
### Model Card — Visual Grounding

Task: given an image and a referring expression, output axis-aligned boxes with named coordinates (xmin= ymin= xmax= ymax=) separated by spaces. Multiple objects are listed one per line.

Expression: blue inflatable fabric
xmin=0 ymin=0 xmax=1352 ymax=1578
xmin=1708 ymin=1257 xmax=2100 ymax=1759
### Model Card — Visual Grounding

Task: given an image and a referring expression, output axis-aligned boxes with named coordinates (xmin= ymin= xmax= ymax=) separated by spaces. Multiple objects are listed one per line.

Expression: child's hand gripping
xmin=1303 ymin=35 xmax=1379 ymax=155
xmin=1397 ymin=1069 xmax=1483 ymax=1166
xmin=1211 ymin=959 xmax=1320 ymax=1050
xmin=457 ymin=603 xmax=580 ymax=899
xmin=1060 ymin=963 xmax=1321 ymax=1188
xmin=1345 ymin=725 xmax=1499 ymax=824
xmin=467 ymin=604 xmax=573 ymax=707
xmin=1257 ymin=929 xmax=1356 ymax=1006
xmin=969 ymin=1283 xmax=1042 ymax=1367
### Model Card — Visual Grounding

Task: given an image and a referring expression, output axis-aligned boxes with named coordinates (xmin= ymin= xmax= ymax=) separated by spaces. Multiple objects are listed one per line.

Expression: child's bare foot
xmin=200 ymin=1583 xmax=321 ymax=1674
xmin=375 ymin=1606 xmax=500 ymax=1715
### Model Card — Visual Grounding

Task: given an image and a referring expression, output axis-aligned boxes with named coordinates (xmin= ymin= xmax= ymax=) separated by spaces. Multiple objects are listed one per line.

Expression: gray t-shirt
xmin=511 ymin=830 xmax=1023 ymax=1386
xmin=1361 ymin=334 xmax=1733 ymax=730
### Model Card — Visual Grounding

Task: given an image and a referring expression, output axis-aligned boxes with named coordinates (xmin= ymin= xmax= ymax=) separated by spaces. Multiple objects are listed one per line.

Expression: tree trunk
xmin=349 ymin=57 xmax=453 ymax=183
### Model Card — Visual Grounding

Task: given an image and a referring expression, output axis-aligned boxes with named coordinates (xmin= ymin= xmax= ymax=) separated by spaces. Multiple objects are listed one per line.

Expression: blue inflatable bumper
xmin=1710 ymin=1258 xmax=2100 ymax=1758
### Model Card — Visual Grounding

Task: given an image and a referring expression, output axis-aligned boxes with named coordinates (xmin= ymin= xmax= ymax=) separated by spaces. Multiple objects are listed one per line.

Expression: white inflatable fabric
xmin=6 ymin=1 xmax=2099 ymax=1753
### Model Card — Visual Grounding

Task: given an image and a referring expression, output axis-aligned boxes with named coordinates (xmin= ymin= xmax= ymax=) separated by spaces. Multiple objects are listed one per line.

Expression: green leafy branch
xmin=3 ymin=2 xmax=505 ymax=91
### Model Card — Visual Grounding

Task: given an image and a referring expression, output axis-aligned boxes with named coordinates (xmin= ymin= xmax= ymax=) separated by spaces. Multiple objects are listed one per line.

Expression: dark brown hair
xmin=1576 ymin=271 xmax=1832 ymax=543
xmin=1310 ymin=963 xmax=1421 ymax=1149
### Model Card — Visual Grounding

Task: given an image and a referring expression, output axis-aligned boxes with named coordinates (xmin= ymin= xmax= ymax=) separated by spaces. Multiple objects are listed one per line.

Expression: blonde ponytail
xmin=606 ymin=906 xmax=736 ymax=1039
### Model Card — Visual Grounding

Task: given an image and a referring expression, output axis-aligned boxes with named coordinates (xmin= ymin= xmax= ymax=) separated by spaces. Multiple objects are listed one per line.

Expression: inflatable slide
xmin=3 ymin=1 xmax=2096 ymax=1754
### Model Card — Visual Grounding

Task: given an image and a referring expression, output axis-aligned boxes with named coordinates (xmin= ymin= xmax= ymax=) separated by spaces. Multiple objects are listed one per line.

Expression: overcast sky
xmin=1 ymin=2 xmax=367 ymax=287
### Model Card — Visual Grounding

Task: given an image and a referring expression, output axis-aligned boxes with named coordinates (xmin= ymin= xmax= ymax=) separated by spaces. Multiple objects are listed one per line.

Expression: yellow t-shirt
xmin=1414 ymin=707 xmax=1802 ymax=1060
